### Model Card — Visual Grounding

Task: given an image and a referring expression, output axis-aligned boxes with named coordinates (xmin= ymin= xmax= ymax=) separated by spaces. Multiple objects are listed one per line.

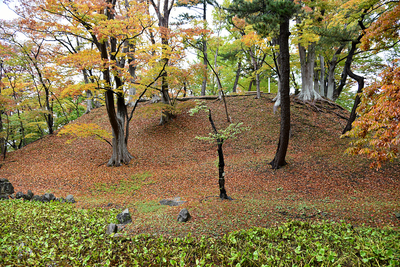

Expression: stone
xmin=395 ymin=212 xmax=400 ymax=219
xmin=15 ymin=192 xmax=25 ymax=199
xmin=0 ymin=178 xmax=14 ymax=198
xmin=116 ymin=209 xmax=132 ymax=224
xmin=32 ymin=195 xmax=43 ymax=202
xmin=22 ymin=191 xmax=33 ymax=201
xmin=106 ymin=223 xmax=118 ymax=235
xmin=159 ymin=197 xmax=186 ymax=206
xmin=65 ymin=194 xmax=76 ymax=203
xmin=177 ymin=208 xmax=191 ymax=222
xmin=43 ymin=193 xmax=56 ymax=202
xmin=26 ymin=190 xmax=34 ymax=200
xmin=0 ymin=195 xmax=9 ymax=201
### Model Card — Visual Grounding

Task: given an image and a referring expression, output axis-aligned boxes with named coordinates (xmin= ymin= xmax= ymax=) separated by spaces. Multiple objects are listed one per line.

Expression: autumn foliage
xmin=344 ymin=62 xmax=400 ymax=168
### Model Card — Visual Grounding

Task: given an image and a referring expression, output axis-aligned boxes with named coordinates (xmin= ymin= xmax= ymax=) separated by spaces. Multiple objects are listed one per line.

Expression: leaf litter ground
xmin=1 ymin=94 xmax=399 ymax=237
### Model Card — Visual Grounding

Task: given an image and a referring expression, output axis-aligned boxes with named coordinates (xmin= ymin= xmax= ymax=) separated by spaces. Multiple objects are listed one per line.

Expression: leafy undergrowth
xmin=1 ymin=94 xmax=399 ymax=239
xmin=1 ymin=200 xmax=399 ymax=266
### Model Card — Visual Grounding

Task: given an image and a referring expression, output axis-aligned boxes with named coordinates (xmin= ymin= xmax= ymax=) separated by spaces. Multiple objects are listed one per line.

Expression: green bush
xmin=1 ymin=200 xmax=399 ymax=266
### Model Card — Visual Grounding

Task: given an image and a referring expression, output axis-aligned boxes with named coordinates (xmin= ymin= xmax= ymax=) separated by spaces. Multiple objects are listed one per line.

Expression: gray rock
xmin=0 ymin=195 xmax=9 ymax=200
xmin=116 ymin=209 xmax=132 ymax=224
xmin=395 ymin=212 xmax=400 ymax=219
xmin=43 ymin=193 xmax=55 ymax=202
xmin=26 ymin=190 xmax=34 ymax=200
xmin=0 ymin=178 xmax=14 ymax=198
xmin=15 ymin=192 xmax=25 ymax=199
xmin=177 ymin=208 xmax=191 ymax=222
xmin=32 ymin=195 xmax=43 ymax=202
xmin=65 ymin=194 xmax=76 ymax=203
xmin=160 ymin=197 xmax=186 ymax=206
xmin=106 ymin=223 xmax=118 ymax=235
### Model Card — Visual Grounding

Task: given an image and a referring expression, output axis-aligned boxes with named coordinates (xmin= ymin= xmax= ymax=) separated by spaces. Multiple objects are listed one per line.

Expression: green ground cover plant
xmin=1 ymin=200 xmax=399 ymax=266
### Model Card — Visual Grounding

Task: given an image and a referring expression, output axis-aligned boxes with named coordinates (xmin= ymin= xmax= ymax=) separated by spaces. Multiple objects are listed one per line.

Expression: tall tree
xmin=230 ymin=0 xmax=299 ymax=169
xmin=11 ymin=0 xmax=154 ymax=166
xmin=176 ymin=0 xmax=218 ymax=96
xmin=344 ymin=62 xmax=400 ymax=169
xmin=149 ymin=0 xmax=175 ymax=124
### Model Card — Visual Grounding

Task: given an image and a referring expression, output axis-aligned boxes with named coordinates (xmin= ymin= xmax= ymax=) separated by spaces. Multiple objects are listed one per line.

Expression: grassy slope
xmin=1 ymin=94 xmax=399 ymax=237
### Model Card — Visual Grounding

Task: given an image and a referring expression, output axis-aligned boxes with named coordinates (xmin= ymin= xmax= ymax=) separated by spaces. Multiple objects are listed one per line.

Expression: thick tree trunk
xmin=105 ymin=91 xmax=133 ymax=167
xmin=270 ymin=18 xmax=291 ymax=169
xmin=298 ymin=43 xmax=321 ymax=102
xmin=327 ymin=61 xmax=336 ymax=100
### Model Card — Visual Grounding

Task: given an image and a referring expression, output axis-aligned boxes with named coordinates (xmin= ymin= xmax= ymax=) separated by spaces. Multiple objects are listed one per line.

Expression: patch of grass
xmin=1 ymin=200 xmax=399 ymax=266
xmin=135 ymin=200 xmax=166 ymax=214
xmin=93 ymin=171 xmax=154 ymax=195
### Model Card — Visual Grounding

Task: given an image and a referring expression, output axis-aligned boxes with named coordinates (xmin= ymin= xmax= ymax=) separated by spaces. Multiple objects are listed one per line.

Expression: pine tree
xmin=229 ymin=0 xmax=299 ymax=169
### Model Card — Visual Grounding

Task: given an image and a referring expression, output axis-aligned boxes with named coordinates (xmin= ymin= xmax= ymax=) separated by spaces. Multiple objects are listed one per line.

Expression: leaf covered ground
xmin=1 ymin=94 xmax=399 ymax=237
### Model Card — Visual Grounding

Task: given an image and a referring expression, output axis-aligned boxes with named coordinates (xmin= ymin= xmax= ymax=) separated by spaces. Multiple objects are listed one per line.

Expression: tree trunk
xmin=248 ymin=48 xmax=261 ymax=99
xmin=158 ymin=14 xmax=173 ymax=124
xmin=319 ymin=55 xmax=325 ymax=97
xmin=0 ymin=112 xmax=5 ymax=159
xmin=44 ymin=87 xmax=54 ymax=135
xmin=298 ymin=43 xmax=321 ymax=102
xmin=105 ymin=91 xmax=133 ymax=166
xmin=82 ymin=70 xmax=93 ymax=114
xmin=126 ymin=41 xmax=137 ymax=107
xmin=232 ymin=61 xmax=241 ymax=93
xmin=327 ymin=45 xmax=345 ymax=100
xmin=98 ymin=14 xmax=132 ymax=166
xmin=208 ymin=109 xmax=231 ymax=200
xmin=342 ymin=41 xmax=365 ymax=134
xmin=270 ymin=18 xmax=291 ymax=169
xmin=314 ymin=61 xmax=320 ymax=96
xmin=248 ymin=80 xmax=254 ymax=92
xmin=201 ymin=0 xmax=208 ymax=96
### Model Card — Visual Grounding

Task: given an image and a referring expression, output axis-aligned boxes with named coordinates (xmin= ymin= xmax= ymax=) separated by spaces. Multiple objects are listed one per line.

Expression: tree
xmin=10 ymin=0 xmax=155 ymax=166
xmin=292 ymin=3 xmax=322 ymax=102
xmin=189 ymin=101 xmax=246 ymax=199
xmin=176 ymin=0 xmax=218 ymax=96
xmin=149 ymin=0 xmax=176 ymax=124
xmin=343 ymin=0 xmax=400 ymax=168
xmin=343 ymin=62 xmax=400 ymax=168
xmin=230 ymin=0 xmax=299 ymax=169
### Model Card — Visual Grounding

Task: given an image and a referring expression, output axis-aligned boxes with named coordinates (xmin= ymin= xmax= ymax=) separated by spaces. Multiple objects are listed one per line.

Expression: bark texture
xmin=297 ymin=43 xmax=321 ymax=102
xmin=270 ymin=18 xmax=291 ymax=169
